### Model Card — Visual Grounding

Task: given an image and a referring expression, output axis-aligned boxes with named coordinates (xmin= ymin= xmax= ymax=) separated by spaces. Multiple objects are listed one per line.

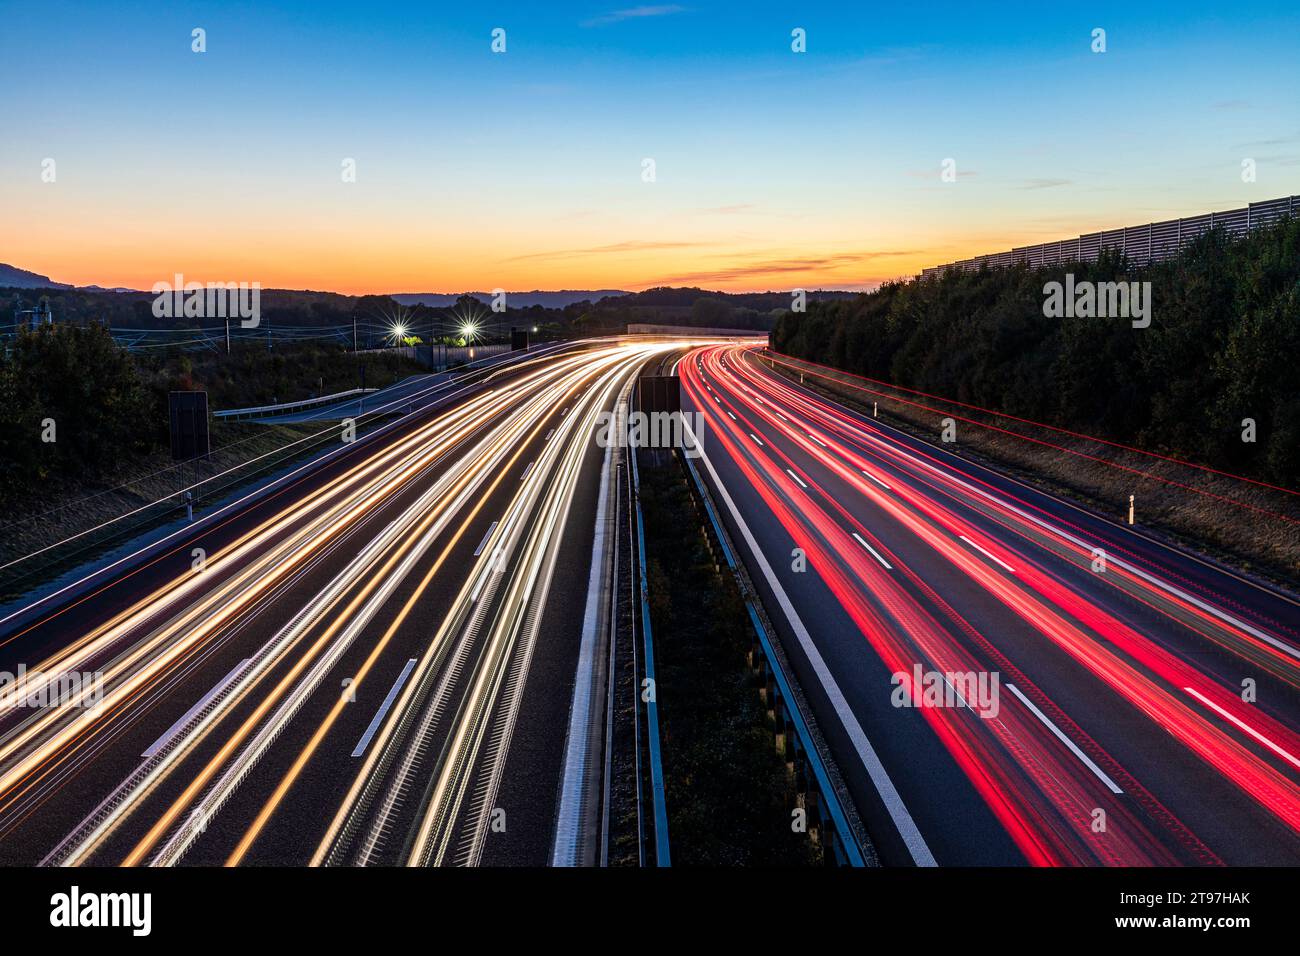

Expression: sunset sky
xmin=3 ymin=1 xmax=1298 ymax=294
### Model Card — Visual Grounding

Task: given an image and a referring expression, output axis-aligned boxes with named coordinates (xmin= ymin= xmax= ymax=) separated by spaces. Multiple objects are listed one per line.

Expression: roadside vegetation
xmin=638 ymin=454 xmax=818 ymax=865
xmin=0 ymin=327 xmax=427 ymax=592
xmin=773 ymin=217 xmax=1300 ymax=489
xmin=770 ymin=219 xmax=1300 ymax=581
xmin=0 ymin=326 xmax=425 ymax=502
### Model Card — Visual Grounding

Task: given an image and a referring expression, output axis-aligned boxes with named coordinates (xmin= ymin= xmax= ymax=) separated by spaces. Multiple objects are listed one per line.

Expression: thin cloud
xmin=505 ymin=240 xmax=706 ymax=262
xmin=1018 ymin=178 xmax=1073 ymax=190
xmin=652 ymin=250 xmax=916 ymax=285
xmin=582 ymin=5 xmax=687 ymax=27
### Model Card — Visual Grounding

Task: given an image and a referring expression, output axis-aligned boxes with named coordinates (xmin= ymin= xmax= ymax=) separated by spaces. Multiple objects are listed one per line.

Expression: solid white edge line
xmin=552 ymin=409 xmax=619 ymax=865
xmin=689 ymin=424 xmax=936 ymax=866
xmin=1182 ymin=686 xmax=1300 ymax=770
xmin=1004 ymin=683 xmax=1124 ymax=794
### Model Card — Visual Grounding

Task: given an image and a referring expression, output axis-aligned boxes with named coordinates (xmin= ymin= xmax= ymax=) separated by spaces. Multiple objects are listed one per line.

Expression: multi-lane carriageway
xmin=0 ymin=339 xmax=689 ymax=866
xmin=0 ymin=338 xmax=1295 ymax=867
xmin=684 ymin=344 xmax=1300 ymax=866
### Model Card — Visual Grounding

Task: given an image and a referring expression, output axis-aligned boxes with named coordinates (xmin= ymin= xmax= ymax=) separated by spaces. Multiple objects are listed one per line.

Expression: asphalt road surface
xmin=683 ymin=344 xmax=1300 ymax=866
xmin=0 ymin=340 xmax=678 ymax=867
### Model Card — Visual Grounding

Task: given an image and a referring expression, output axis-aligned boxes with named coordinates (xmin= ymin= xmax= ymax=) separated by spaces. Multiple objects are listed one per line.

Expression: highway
xmin=3 ymin=334 xmax=1294 ymax=869
xmin=0 ymin=339 xmax=678 ymax=866
xmin=683 ymin=344 xmax=1300 ymax=866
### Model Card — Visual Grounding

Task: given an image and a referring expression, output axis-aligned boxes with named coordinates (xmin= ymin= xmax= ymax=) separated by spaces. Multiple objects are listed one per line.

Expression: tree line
xmin=772 ymin=217 xmax=1300 ymax=488
xmin=0 ymin=326 xmax=425 ymax=502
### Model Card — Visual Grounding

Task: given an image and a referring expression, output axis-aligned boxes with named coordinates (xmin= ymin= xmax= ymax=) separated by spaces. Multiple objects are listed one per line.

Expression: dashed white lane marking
xmin=1183 ymin=686 xmax=1300 ymax=771
xmin=352 ymin=658 xmax=418 ymax=757
xmin=785 ymin=469 xmax=808 ymax=489
xmin=862 ymin=469 xmax=892 ymax=490
xmin=960 ymin=535 xmax=1015 ymax=573
xmin=473 ymin=520 xmax=499 ymax=557
xmin=852 ymin=533 xmax=893 ymax=570
xmin=142 ymin=659 xmax=250 ymax=758
xmin=1006 ymin=683 xmax=1124 ymax=793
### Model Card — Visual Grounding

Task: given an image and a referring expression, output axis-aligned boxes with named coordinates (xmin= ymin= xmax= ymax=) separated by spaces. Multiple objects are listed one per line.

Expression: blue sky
xmin=2 ymin=1 xmax=1298 ymax=291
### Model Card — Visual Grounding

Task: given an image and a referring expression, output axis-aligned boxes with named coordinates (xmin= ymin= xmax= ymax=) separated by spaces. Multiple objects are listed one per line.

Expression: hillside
xmin=0 ymin=263 xmax=71 ymax=289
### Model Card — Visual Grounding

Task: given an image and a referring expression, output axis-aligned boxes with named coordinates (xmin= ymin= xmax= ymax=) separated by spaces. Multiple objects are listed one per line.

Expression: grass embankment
xmin=637 ymin=452 xmax=818 ymax=865
xmin=0 ymin=420 xmax=346 ymax=600
xmin=769 ymin=355 xmax=1300 ymax=585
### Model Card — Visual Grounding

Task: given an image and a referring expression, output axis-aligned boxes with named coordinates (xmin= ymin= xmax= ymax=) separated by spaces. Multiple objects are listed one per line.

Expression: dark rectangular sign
xmin=638 ymin=375 xmax=681 ymax=416
xmin=169 ymin=391 xmax=210 ymax=461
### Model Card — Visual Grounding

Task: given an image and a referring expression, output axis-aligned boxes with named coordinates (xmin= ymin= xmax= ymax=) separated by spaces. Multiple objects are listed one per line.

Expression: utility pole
xmin=225 ymin=317 xmax=231 ymax=354
xmin=353 ymin=316 xmax=358 ymax=353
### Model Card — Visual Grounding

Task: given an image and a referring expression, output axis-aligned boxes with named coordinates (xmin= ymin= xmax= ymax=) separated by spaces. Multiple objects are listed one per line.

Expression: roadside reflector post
xmin=1128 ymin=494 xmax=1135 ymax=525
xmin=873 ymin=402 xmax=878 ymax=417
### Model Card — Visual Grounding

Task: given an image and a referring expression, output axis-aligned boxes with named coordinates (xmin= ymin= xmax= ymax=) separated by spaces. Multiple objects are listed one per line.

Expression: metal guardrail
xmin=921 ymin=194 xmax=1299 ymax=278
xmin=629 ymin=429 xmax=673 ymax=867
xmin=681 ymin=448 xmax=868 ymax=866
xmin=214 ymin=388 xmax=378 ymax=420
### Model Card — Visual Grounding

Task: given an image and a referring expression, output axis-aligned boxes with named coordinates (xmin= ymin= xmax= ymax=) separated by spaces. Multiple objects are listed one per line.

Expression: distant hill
xmin=0 ymin=263 xmax=71 ymax=290
xmin=391 ymin=290 xmax=629 ymax=308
